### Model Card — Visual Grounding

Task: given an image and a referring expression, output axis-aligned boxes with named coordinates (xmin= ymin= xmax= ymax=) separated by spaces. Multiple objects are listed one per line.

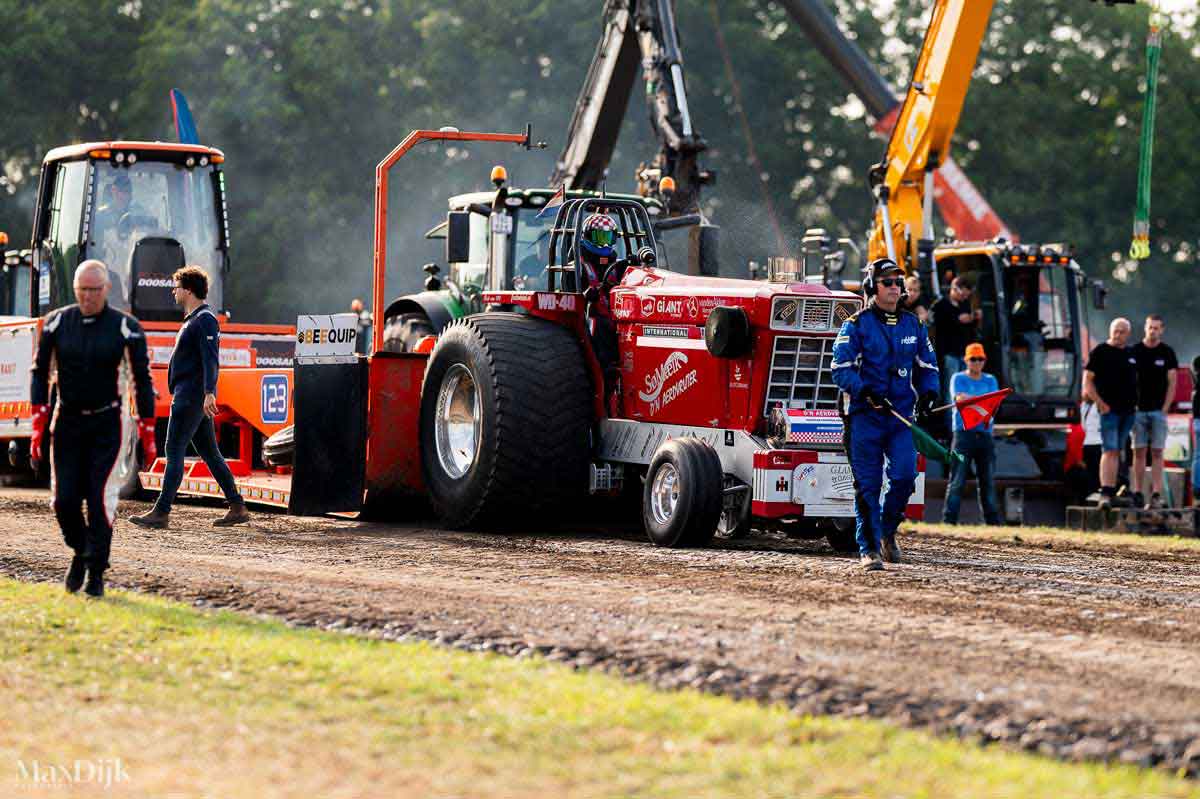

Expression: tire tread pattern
xmin=423 ymin=313 xmax=592 ymax=528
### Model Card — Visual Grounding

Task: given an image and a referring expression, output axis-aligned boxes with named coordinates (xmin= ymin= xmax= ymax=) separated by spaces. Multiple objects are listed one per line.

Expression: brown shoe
xmin=213 ymin=502 xmax=250 ymax=527
xmin=860 ymin=552 xmax=884 ymax=571
xmin=129 ymin=509 xmax=170 ymax=529
xmin=881 ymin=537 xmax=904 ymax=564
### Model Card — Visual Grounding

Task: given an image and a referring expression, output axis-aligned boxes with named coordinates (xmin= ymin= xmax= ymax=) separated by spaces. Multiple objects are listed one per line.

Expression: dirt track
xmin=2 ymin=487 xmax=1198 ymax=775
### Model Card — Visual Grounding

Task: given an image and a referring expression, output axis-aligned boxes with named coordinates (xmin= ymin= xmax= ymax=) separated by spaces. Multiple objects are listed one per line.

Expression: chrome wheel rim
xmin=434 ymin=364 xmax=481 ymax=479
xmin=650 ymin=462 xmax=680 ymax=525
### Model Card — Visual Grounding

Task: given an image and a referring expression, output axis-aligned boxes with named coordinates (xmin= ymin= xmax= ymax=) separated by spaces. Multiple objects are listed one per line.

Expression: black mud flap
xmin=288 ymin=358 xmax=368 ymax=516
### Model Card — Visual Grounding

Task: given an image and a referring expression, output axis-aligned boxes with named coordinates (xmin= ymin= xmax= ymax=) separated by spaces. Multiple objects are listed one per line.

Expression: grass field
xmin=910 ymin=520 xmax=1200 ymax=554
xmin=1 ymin=578 xmax=1196 ymax=799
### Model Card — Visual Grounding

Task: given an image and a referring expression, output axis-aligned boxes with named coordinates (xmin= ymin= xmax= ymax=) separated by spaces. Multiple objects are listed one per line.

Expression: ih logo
xmin=775 ymin=476 xmax=789 ymax=493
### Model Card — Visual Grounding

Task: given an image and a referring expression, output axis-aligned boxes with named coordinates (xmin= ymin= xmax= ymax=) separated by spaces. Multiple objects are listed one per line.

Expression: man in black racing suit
xmin=30 ymin=260 xmax=156 ymax=598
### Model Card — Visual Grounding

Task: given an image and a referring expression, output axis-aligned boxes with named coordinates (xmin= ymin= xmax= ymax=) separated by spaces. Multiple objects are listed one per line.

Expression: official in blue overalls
xmin=831 ymin=259 xmax=939 ymax=570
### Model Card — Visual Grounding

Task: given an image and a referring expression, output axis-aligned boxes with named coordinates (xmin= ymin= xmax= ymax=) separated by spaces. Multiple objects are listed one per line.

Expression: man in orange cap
xmin=943 ymin=342 xmax=1002 ymax=525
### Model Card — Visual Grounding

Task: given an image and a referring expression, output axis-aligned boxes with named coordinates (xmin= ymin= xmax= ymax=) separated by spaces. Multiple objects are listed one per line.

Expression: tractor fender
xmin=382 ymin=291 xmax=457 ymax=333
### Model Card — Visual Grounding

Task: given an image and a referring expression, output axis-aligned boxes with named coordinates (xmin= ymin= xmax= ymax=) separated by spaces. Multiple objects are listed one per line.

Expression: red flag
xmin=958 ymin=388 xmax=1012 ymax=430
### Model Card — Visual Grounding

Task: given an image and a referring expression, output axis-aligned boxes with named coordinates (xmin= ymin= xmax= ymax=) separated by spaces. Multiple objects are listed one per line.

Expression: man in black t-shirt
xmin=1083 ymin=318 xmax=1137 ymax=507
xmin=1130 ymin=314 xmax=1178 ymax=508
xmin=931 ymin=276 xmax=978 ymax=401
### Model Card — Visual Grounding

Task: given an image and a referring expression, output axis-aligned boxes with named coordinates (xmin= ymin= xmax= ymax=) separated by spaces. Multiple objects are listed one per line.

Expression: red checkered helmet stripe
xmin=583 ymin=214 xmax=618 ymax=233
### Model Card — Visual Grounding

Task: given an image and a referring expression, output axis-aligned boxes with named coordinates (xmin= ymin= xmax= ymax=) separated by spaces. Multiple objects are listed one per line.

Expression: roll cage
xmin=546 ymin=198 xmax=658 ymax=293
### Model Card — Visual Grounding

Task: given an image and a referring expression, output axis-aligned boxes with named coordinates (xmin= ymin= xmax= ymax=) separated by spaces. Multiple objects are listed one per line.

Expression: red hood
xmin=621 ymin=267 xmax=852 ymax=300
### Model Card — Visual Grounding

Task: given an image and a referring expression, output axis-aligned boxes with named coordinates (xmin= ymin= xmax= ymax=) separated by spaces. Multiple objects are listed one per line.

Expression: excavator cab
xmin=934 ymin=244 xmax=1085 ymax=425
xmin=1 ymin=249 xmax=33 ymax=318
xmin=32 ymin=142 xmax=229 ymax=320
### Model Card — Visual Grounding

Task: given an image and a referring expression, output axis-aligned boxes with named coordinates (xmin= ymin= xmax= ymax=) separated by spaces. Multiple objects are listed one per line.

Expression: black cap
xmin=868 ymin=257 xmax=903 ymax=277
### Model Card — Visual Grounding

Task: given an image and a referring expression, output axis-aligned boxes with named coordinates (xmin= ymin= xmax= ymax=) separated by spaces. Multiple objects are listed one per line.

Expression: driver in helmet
xmin=578 ymin=212 xmax=622 ymax=390
xmin=579 ymin=213 xmax=620 ymax=305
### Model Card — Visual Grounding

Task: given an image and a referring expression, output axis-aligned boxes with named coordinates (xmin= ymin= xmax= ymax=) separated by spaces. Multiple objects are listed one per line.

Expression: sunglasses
xmin=967 ymin=357 xmax=986 ymax=362
xmin=877 ymin=277 xmax=903 ymax=288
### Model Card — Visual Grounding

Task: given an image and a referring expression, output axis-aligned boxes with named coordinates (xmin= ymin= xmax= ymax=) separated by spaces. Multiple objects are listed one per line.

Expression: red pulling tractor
xmin=293 ymin=129 xmax=926 ymax=550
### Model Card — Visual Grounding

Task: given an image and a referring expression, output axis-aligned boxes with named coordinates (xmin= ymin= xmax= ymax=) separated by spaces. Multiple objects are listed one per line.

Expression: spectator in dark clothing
xmin=1192 ymin=355 xmax=1200 ymax=507
xmin=931 ymin=276 xmax=978 ymax=401
xmin=902 ymin=275 xmax=929 ymax=324
xmin=130 ymin=266 xmax=249 ymax=529
xmin=1083 ymin=318 xmax=1138 ymax=508
xmin=30 ymin=261 xmax=157 ymax=598
xmin=1129 ymin=314 xmax=1178 ymax=509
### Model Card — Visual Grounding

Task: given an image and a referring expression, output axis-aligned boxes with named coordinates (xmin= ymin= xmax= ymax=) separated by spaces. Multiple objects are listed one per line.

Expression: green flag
xmin=909 ymin=416 xmax=966 ymax=468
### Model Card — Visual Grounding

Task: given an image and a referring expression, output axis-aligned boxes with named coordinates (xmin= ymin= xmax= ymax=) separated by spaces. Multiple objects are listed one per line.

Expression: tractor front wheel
xmin=642 ymin=438 xmax=722 ymax=548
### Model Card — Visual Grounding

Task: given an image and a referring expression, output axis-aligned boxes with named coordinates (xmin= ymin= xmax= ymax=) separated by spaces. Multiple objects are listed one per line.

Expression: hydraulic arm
xmin=772 ymin=0 xmax=1012 ymax=249
xmin=551 ymin=0 xmax=710 ymax=217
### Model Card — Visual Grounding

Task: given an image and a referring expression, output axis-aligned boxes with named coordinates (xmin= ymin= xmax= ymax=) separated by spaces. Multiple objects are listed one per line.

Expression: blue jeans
xmin=152 ymin=399 xmax=242 ymax=514
xmin=1131 ymin=410 xmax=1167 ymax=450
xmin=846 ymin=411 xmax=917 ymax=556
xmin=1100 ymin=410 xmax=1136 ymax=453
xmin=1192 ymin=428 xmax=1200 ymax=493
xmin=943 ymin=430 xmax=1001 ymax=525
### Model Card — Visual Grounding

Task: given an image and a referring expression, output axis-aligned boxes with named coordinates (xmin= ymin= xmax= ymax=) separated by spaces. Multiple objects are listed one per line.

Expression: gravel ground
xmin=2 ymin=488 xmax=1198 ymax=776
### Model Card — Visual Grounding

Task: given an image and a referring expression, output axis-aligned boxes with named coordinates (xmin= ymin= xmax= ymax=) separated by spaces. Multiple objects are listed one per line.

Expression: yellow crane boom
xmin=868 ymin=0 xmax=995 ymax=282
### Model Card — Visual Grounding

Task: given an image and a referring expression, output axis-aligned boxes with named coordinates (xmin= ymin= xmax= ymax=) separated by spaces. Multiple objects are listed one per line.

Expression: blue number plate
xmin=260 ymin=375 xmax=289 ymax=424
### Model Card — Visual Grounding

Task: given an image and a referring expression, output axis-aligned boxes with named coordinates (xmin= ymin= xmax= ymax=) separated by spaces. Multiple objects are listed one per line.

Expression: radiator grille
xmin=764 ymin=336 xmax=841 ymax=415
xmin=800 ymin=299 xmax=833 ymax=330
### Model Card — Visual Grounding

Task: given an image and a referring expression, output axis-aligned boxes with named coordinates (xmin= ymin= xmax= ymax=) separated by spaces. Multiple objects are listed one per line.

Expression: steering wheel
xmin=602 ymin=258 xmax=629 ymax=288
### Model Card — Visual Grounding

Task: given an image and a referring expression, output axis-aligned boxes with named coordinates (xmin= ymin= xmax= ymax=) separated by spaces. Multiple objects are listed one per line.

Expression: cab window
xmin=40 ymin=161 xmax=89 ymax=311
xmin=449 ymin=212 xmax=489 ymax=293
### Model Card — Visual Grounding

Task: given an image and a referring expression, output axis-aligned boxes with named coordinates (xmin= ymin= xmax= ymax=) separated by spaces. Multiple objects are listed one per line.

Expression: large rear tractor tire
xmin=419 ymin=313 xmax=592 ymax=528
xmin=382 ymin=313 xmax=436 ymax=353
xmin=642 ymin=438 xmax=722 ymax=548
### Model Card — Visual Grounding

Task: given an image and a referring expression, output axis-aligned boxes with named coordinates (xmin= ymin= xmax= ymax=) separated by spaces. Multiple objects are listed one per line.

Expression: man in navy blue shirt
xmin=130 ymin=266 xmax=249 ymax=528
xmin=942 ymin=342 xmax=1001 ymax=524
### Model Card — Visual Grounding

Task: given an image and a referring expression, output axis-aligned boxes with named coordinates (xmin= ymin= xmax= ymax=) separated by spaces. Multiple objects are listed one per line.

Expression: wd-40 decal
xmin=536 ymin=293 xmax=577 ymax=312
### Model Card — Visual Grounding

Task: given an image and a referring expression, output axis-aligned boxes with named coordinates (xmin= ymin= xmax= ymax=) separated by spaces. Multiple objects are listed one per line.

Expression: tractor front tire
xmin=419 ymin=313 xmax=592 ymax=529
xmin=824 ymin=518 xmax=858 ymax=553
xmin=642 ymin=438 xmax=722 ymax=548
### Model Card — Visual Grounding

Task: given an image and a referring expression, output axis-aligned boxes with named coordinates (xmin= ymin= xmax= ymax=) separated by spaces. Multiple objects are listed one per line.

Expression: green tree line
xmin=0 ymin=0 xmax=1194 ymax=353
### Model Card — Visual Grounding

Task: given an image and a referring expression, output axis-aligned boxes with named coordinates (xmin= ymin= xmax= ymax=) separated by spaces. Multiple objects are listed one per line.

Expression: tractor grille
xmin=800 ymin=299 xmax=834 ymax=330
xmin=770 ymin=296 xmax=859 ymax=332
xmin=763 ymin=335 xmax=841 ymax=415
